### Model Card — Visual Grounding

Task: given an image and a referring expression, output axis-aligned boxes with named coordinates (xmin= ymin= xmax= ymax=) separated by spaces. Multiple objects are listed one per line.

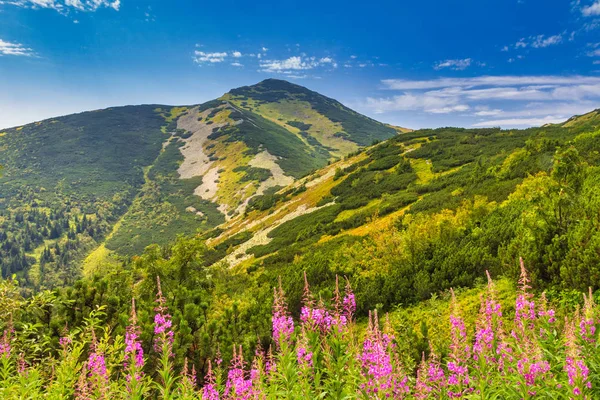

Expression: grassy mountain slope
xmin=223 ymin=78 xmax=402 ymax=155
xmin=0 ymin=80 xmax=406 ymax=286
xmin=107 ymin=80 xmax=405 ymax=256
xmin=202 ymin=114 xmax=600 ymax=305
xmin=0 ymin=105 xmax=169 ymax=287
xmin=560 ymin=108 xmax=600 ymax=131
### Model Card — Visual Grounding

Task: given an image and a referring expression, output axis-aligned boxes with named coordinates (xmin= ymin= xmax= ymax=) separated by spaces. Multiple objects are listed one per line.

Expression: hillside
xmin=0 ymin=80 xmax=403 ymax=288
xmin=200 ymin=111 xmax=600 ymax=306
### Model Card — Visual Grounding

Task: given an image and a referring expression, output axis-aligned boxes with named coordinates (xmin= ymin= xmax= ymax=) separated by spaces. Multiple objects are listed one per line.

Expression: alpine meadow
xmin=2 ymin=0 xmax=600 ymax=399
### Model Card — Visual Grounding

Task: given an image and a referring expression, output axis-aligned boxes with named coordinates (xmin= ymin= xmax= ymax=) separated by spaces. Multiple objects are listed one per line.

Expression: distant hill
xmin=560 ymin=108 xmax=600 ymax=131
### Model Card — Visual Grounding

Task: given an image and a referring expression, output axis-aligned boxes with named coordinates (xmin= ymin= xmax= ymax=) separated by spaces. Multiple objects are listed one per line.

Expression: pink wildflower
xmin=272 ymin=280 xmax=294 ymax=347
xmin=0 ymin=330 xmax=11 ymax=358
xmin=224 ymin=346 xmax=255 ymax=400
xmin=447 ymin=289 xmax=472 ymax=398
xmin=565 ymin=318 xmax=592 ymax=395
xmin=296 ymin=329 xmax=313 ymax=369
xmin=359 ymin=310 xmax=408 ymax=398
xmin=579 ymin=288 xmax=596 ymax=343
xmin=202 ymin=360 xmax=220 ymax=400
xmin=343 ymin=278 xmax=356 ymax=322
xmin=125 ymin=298 xmax=144 ymax=384
xmin=154 ymin=277 xmax=174 ymax=353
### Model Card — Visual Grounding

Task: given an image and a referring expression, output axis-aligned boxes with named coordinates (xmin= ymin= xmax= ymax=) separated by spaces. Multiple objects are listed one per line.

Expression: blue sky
xmin=1 ymin=0 xmax=599 ymax=130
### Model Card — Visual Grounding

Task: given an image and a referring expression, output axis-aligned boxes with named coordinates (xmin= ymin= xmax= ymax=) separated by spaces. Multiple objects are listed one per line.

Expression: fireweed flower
xmin=415 ymin=350 xmax=446 ymax=398
xmin=125 ymin=298 xmax=144 ymax=384
xmin=296 ymin=328 xmax=313 ymax=369
xmin=224 ymin=346 xmax=255 ymax=400
xmin=565 ymin=318 xmax=592 ymax=395
xmin=447 ymin=289 xmax=472 ymax=398
xmin=0 ymin=330 xmax=11 ymax=357
xmin=59 ymin=336 xmax=72 ymax=347
xmin=265 ymin=345 xmax=276 ymax=376
xmin=154 ymin=277 xmax=174 ymax=354
xmin=359 ymin=310 xmax=408 ymax=398
xmin=473 ymin=272 xmax=507 ymax=370
xmin=511 ymin=260 xmax=550 ymax=393
xmin=17 ymin=353 xmax=27 ymax=374
xmin=415 ymin=353 xmax=432 ymax=399
xmin=87 ymin=341 xmax=109 ymax=396
xmin=181 ymin=358 xmax=197 ymax=389
xmin=536 ymin=292 xmax=557 ymax=343
xmin=579 ymin=288 xmax=597 ymax=343
xmin=343 ymin=278 xmax=356 ymax=322
xmin=203 ymin=360 xmax=220 ymax=400
xmin=88 ymin=349 xmax=107 ymax=379
xmin=272 ymin=281 xmax=294 ymax=347
xmin=513 ymin=259 xmax=537 ymax=341
xmin=299 ymin=272 xmax=334 ymax=332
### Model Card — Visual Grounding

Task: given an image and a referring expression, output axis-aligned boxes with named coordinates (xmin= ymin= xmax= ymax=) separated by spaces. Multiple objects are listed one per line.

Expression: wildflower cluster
xmin=0 ymin=265 xmax=598 ymax=400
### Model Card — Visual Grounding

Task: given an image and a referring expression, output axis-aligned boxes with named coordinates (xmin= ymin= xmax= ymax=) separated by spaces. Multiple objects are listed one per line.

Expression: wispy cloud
xmin=530 ymin=34 xmax=563 ymax=48
xmin=508 ymin=33 xmax=564 ymax=50
xmin=0 ymin=0 xmax=120 ymax=12
xmin=366 ymin=75 xmax=600 ymax=127
xmin=381 ymin=75 xmax=600 ymax=90
xmin=434 ymin=58 xmax=472 ymax=70
xmin=0 ymin=39 xmax=35 ymax=57
xmin=582 ymin=1 xmax=600 ymax=16
xmin=259 ymin=55 xmax=337 ymax=74
xmin=471 ymin=116 xmax=566 ymax=127
xmin=193 ymin=51 xmax=228 ymax=64
xmin=365 ymin=92 xmax=470 ymax=114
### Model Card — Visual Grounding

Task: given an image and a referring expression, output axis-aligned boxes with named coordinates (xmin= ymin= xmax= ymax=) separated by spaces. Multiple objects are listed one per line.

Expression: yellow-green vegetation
xmin=209 ymin=140 xmax=256 ymax=211
xmin=225 ymin=94 xmax=359 ymax=157
xmin=410 ymin=158 xmax=435 ymax=184
xmin=390 ymin=276 xmax=517 ymax=353
xmin=82 ymin=244 xmax=119 ymax=276
xmin=334 ymin=198 xmax=382 ymax=222
xmin=156 ymin=106 xmax=188 ymax=123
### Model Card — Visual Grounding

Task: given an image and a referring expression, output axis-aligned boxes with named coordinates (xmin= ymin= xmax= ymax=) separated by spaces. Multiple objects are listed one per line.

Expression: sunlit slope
xmin=203 ymin=120 xmax=598 ymax=273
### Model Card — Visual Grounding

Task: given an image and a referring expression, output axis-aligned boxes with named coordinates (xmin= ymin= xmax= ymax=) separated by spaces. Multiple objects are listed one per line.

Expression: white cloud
xmin=381 ymin=75 xmax=600 ymax=90
xmin=506 ymin=34 xmax=563 ymax=51
xmin=474 ymin=107 xmax=503 ymax=116
xmin=515 ymin=38 xmax=527 ymax=49
xmin=434 ymin=58 xmax=472 ymax=70
xmin=261 ymin=47 xmax=268 ymax=52
xmin=193 ymin=51 xmax=227 ymax=64
xmin=365 ymin=92 xmax=469 ymax=114
xmin=582 ymin=1 xmax=600 ymax=16
xmin=259 ymin=55 xmax=336 ymax=74
xmin=472 ymin=116 xmax=566 ymax=127
xmin=231 ymin=51 xmax=242 ymax=58
xmin=231 ymin=62 xmax=243 ymax=67
xmin=1 ymin=0 xmax=120 ymax=12
xmin=366 ymin=75 xmax=600 ymax=127
xmin=588 ymin=48 xmax=600 ymax=56
xmin=531 ymin=34 xmax=563 ymax=48
xmin=0 ymin=39 xmax=34 ymax=56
